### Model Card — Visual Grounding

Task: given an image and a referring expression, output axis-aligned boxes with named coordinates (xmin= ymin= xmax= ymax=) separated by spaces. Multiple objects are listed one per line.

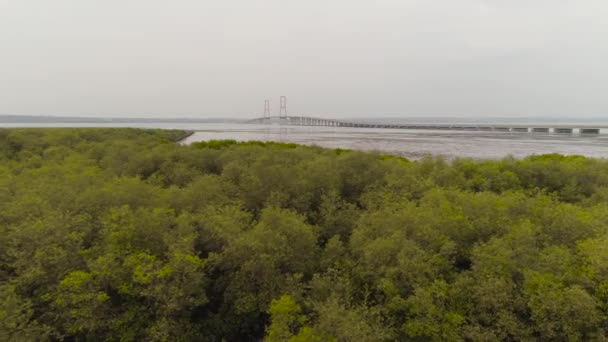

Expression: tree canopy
xmin=1 ymin=128 xmax=608 ymax=341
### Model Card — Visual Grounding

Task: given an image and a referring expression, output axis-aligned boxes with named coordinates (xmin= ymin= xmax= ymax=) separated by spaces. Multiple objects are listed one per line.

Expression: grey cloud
xmin=0 ymin=0 xmax=607 ymax=118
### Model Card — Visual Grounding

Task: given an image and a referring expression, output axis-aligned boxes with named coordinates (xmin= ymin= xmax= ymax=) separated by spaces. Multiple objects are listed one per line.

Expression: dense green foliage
xmin=2 ymin=128 xmax=608 ymax=341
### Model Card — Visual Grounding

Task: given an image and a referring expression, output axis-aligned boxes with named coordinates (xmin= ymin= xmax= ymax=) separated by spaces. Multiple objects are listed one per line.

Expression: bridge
xmin=246 ymin=116 xmax=604 ymax=134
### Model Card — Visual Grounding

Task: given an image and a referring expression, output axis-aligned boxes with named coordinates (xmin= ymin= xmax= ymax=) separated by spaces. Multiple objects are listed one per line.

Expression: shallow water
xmin=181 ymin=123 xmax=608 ymax=160
xmin=2 ymin=121 xmax=607 ymax=160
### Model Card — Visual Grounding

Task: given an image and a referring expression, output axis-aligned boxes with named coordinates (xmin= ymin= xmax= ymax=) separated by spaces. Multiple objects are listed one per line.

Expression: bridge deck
xmin=247 ymin=116 xmax=605 ymax=134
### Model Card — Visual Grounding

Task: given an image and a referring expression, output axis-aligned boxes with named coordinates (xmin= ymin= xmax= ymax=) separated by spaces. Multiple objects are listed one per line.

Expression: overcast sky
xmin=1 ymin=0 xmax=607 ymax=118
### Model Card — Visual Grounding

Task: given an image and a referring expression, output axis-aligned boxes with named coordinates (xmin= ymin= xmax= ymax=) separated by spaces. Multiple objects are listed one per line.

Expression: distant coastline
xmin=0 ymin=114 xmax=242 ymax=124
xmin=2 ymin=114 xmax=607 ymax=126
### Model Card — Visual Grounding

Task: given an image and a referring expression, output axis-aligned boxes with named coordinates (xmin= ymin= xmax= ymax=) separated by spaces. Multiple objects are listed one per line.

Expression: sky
xmin=1 ymin=0 xmax=607 ymax=119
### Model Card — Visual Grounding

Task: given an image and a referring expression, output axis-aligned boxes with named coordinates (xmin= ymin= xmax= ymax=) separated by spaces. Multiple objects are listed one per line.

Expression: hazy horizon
xmin=2 ymin=1 xmax=608 ymax=119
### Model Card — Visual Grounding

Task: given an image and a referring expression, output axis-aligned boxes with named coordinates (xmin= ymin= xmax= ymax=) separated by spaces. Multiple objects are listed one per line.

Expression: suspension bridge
xmin=247 ymin=97 xmax=604 ymax=134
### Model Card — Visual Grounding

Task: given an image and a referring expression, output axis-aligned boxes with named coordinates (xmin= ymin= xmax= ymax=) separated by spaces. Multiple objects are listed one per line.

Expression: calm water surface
xmin=182 ymin=124 xmax=608 ymax=160
xmin=3 ymin=121 xmax=607 ymax=160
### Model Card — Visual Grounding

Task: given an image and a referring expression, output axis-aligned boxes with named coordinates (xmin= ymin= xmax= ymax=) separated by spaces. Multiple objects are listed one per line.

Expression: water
xmin=2 ymin=121 xmax=608 ymax=160
xmin=181 ymin=124 xmax=608 ymax=160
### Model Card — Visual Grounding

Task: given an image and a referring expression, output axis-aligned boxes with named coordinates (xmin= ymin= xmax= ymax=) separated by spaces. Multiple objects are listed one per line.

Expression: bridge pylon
xmin=263 ymin=100 xmax=271 ymax=121
xmin=279 ymin=96 xmax=287 ymax=119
